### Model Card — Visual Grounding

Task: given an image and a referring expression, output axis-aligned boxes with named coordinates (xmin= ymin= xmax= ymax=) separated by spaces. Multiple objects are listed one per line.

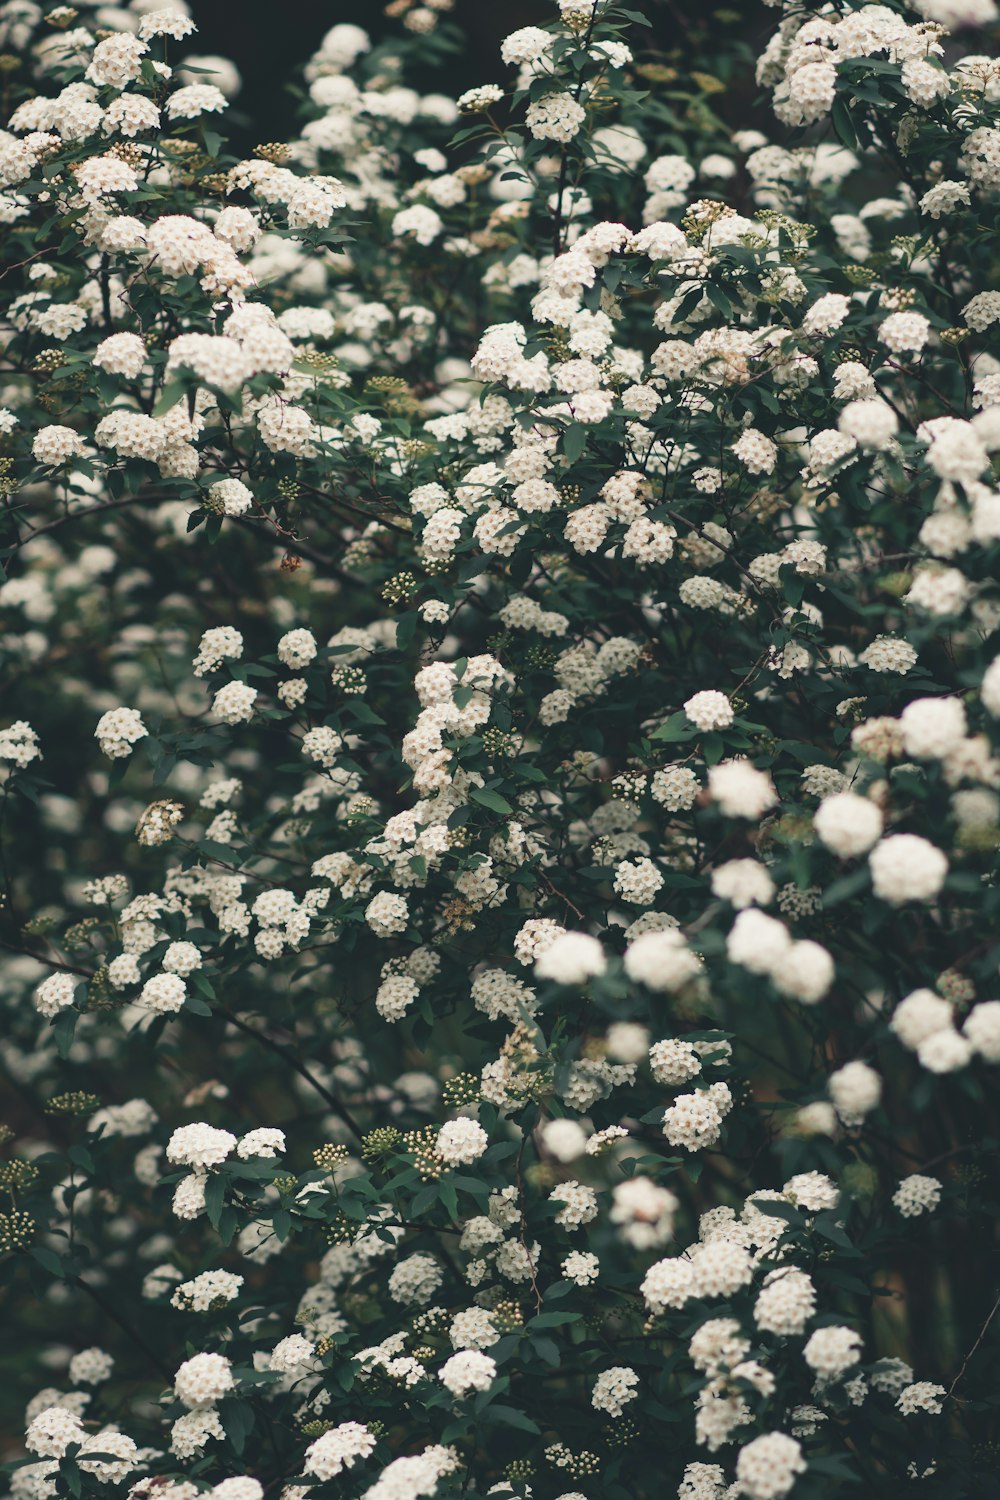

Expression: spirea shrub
xmin=2 ymin=0 xmax=1000 ymax=1497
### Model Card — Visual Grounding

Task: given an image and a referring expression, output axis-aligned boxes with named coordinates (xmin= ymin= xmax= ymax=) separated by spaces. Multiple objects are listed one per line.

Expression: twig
xmin=514 ymin=1131 xmax=543 ymax=1315
xmin=948 ymin=1287 xmax=1000 ymax=1398
xmin=0 ymin=938 xmax=94 ymax=979
xmin=1 ymin=495 xmax=155 ymax=560
xmin=212 ymin=1003 xmax=364 ymax=1143
xmin=72 ymin=1275 xmax=172 ymax=1383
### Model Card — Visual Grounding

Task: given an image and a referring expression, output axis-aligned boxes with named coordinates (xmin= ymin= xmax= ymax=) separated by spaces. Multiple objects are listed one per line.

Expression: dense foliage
xmin=2 ymin=2 xmax=1000 ymax=1499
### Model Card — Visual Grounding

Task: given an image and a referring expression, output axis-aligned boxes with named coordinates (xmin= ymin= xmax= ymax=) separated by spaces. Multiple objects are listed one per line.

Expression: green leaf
xmin=153 ymin=380 xmax=191 ymax=418
xmin=822 ymin=868 xmax=870 ymax=908
xmin=754 ymin=1199 xmax=803 ymax=1223
xmin=396 ymin=611 xmax=420 ymax=650
xmin=440 ymin=1179 xmax=459 ymax=1220
xmin=702 ymin=732 xmax=725 ymax=765
xmin=219 ymin=1398 xmax=254 ymax=1456
xmin=782 ymin=573 xmax=805 ymax=609
xmin=53 ymin=1008 xmax=79 ymax=1060
xmin=204 ymin=1173 xmax=226 ymax=1230
xmin=29 ymin=1247 xmax=65 ymax=1278
xmin=529 ymin=1311 xmax=580 ymax=1328
xmin=483 ymin=1405 xmax=541 ymax=1435
xmin=649 ymin=712 xmax=697 ymax=744
xmin=831 ymin=96 xmax=858 ymax=151
xmin=706 ymin=282 xmax=733 ymax=317
xmin=469 ymin=786 xmax=514 ymax=816
xmin=775 ymin=740 xmax=827 ymax=765
xmin=411 ymin=1183 xmax=439 ymax=1216
xmin=563 ymin=423 xmax=587 ymax=464
xmin=531 ymin=1336 xmax=560 ymax=1365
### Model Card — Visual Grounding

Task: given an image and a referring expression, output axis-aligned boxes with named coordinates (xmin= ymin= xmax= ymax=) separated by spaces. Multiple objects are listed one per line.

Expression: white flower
xmin=893 ymin=1174 xmax=942 ymax=1217
xmin=526 ymin=93 xmax=586 ymax=144
xmin=166 ymin=1123 xmax=236 ymax=1170
xmin=684 ymin=690 xmax=734 ymax=731
xmin=890 ymin=989 xmax=953 ymax=1050
xmin=879 ymin=311 xmax=930 ymax=354
xmin=269 ymin=1334 xmax=316 ymax=1374
xmin=869 ymin=835 xmax=948 ymax=905
xmin=541 ymin=1119 xmax=588 ymax=1162
xmin=138 ymin=973 xmax=186 ymax=1014
xmin=167 ymin=85 xmax=228 ymax=121
xmin=171 ymin=1269 xmax=243 ymax=1312
xmin=613 ymin=857 xmax=664 ymax=906
xmin=562 ymin=1250 xmax=600 ymax=1284
xmin=174 ymin=1353 xmax=234 ymax=1410
xmin=624 ymin=929 xmax=701 ymax=991
xmin=710 ymin=859 xmax=774 ymax=909
xmin=304 ymin=1422 xmax=376 ymax=1480
xmin=727 ymin=909 xmax=791 ymax=976
xmin=773 ymin=941 xmax=835 ymax=1004
xmin=34 ymin=972 xmax=77 ymax=1019
xmin=237 ymin=1128 xmax=286 ymax=1159
xmin=95 ymin=707 xmax=147 ymax=759
xmin=209 ymin=478 xmax=254 ymax=516
xmin=439 ymin=1350 xmax=496 ymax=1396
xmin=838 ymin=398 xmax=898 ymax=450
xmin=663 ymin=1092 xmax=723 ymax=1152
xmin=708 ymin=760 xmax=777 ymax=819
xmin=731 ymin=428 xmax=777 ymax=474
xmin=277 ymin=628 xmax=317 ymax=668
xmin=896 ymin=1381 xmax=945 ymax=1416
xmin=68 ymin=1348 xmax=113 ymax=1385
xmin=26 ymin=1408 xmax=87 ymax=1458
xmin=212 ymin=682 xmax=258 ymax=724
xmin=735 ymin=1433 xmax=806 ymax=1500
xmin=437 ymin=1118 xmax=488 ymax=1165
xmin=365 ymin=891 xmax=409 ymax=936
xmin=591 ymin=1365 xmax=639 ymax=1416
xmin=814 ymin=793 xmax=883 ymax=857
xmin=93 ymin=333 xmax=146 ymax=379
xmin=803 ymin=1326 xmax=862 ymax=1379
xmin=900 ymin=697 xmax=967 ymax=760
xmin=393 ymin=205 xmax=444 ymax=246
xmin=828 ymin=1060 xmax=882 ymax=1123
xmin=755 ymin=1269 xmax=816 ymax=1335
xmin=964 ymin=1000 xmax=1000 ymax=1060
xmin=550 ymin=1179 xmax=599 ymax=1228
xmin=535 ymin=932 xmax=606 ymax=984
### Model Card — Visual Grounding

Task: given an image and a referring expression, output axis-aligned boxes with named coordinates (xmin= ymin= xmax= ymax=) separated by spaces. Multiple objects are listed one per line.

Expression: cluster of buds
xmin=402 ymin=1125 xmax=444 ymax=1181
xmin=254 ymin=142 xmax=292 ymax=163
xmin=442 ymin=1073 xmax=481 ymax=1110
xmin=313 ymin=1143 xmax=350 ymax=1171
xmin=0 ymin=1209 xmax=35 ymax=1251
xmin=330 ymin=665 xmax=366 ymax=695
xmin=361 ymin=1126 xmax=402 ymax=1163
xmin=45 ymin=1092 xmax=100 ymax=1116
xmin=0 ymin=1159 xmax=39 ymax=1194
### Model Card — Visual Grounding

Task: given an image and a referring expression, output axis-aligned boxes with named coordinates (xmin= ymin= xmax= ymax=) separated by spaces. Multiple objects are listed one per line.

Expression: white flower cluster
xmin=4 ymin=1 xmax=999 ymax=1496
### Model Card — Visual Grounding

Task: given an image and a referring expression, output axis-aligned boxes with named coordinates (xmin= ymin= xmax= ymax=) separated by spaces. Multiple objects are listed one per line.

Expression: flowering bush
xmin=3 ymin=1 xmax=1000 ymax=1498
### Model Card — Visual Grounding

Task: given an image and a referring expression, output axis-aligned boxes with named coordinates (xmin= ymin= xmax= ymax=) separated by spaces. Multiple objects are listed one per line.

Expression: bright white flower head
xmin=173 ymin=1352 xmax=234 ymax=1410
xmin=437 ymin=1118 xmax=488 ymax=1165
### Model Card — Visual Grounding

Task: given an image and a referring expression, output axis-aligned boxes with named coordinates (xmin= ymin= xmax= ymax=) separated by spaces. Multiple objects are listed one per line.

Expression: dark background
xmin=184 ymin=0 xmax=773 ymax=147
